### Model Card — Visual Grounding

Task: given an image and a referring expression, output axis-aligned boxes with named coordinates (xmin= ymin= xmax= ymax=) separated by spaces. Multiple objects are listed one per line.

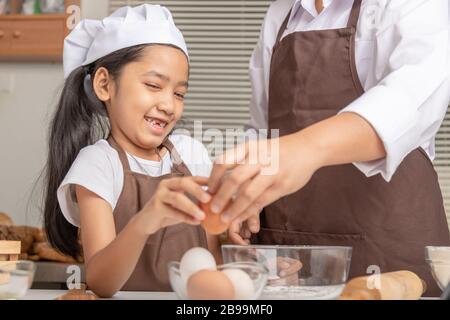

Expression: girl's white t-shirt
xmin=57 ymin=135 xmax=212 ymax=227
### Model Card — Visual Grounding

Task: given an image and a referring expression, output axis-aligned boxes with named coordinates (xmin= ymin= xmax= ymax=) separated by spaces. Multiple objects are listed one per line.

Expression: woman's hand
xmin=228 ymin=215 xmax=260 ymax=245
xmin=208 ymin=113 xmax=386 ymax=225
xmin=208 ymin=133 xmax=322 ymax=225
xmin=135 ymin=176 xmax=212 ymax=236
xmin=268 ymin=257 xmax=303 ymax=286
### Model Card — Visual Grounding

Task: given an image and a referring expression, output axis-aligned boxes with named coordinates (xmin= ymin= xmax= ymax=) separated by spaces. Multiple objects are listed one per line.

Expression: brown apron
xmin=108 ymin=136 xmax=208 ymax=291
xmin=253 ymin=0 xmax=450 ymax=297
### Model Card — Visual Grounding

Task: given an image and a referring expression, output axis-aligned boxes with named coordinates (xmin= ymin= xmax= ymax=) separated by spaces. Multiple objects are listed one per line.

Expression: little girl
xmin=43 ymin=4 xmax=220 ymax=297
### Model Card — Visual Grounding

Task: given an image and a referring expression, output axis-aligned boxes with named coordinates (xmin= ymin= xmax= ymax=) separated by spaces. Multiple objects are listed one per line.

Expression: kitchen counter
xmin=24 ymin=289 xmax=178 ymax=300
xmin=23 ymin=290 xmax=440 ymax=300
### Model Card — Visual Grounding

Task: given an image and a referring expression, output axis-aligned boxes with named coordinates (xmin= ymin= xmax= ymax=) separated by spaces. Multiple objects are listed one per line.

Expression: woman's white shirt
xmin=249 ymin=0 xmax=450 ymax=181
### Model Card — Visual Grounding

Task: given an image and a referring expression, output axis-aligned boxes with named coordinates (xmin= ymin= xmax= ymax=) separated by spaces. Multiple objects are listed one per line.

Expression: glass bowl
xmin=222 ymin=245 xmax=352 ymax=300
xmin=425 ymin=246 xmax=450 ymax=291
xmin=168 ymin=261 xmax=268 ymax=300
xmin=0 ymin=261 xmax=36 ymax=300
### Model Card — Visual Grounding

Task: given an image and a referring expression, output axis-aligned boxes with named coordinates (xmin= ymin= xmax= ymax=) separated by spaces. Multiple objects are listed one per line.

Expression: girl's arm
xmin=76 ymin=185 xmax=147 ymax=298
xmin=76 ymin=176 xmax=211 ymax=298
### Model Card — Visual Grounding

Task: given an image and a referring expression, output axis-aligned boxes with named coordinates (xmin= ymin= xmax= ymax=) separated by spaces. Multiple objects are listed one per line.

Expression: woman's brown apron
xmin=252 ymin=0 xmax=450 ymax=296
xmin=108 ymin=136 xmax=208 ymax=291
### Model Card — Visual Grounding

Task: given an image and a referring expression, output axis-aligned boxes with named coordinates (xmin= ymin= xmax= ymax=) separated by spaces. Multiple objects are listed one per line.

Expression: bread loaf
xmin=340 ymin=271 xmax=425 ymax=300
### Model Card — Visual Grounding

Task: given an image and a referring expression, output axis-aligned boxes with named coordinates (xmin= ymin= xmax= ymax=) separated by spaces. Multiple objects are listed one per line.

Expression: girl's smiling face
xmin=94 ymin=45 xmax=189 ymax=160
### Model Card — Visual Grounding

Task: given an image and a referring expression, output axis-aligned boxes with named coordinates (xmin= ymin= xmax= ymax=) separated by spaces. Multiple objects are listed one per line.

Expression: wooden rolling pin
xmin=340 ymin=271 xmax=426 ymax=300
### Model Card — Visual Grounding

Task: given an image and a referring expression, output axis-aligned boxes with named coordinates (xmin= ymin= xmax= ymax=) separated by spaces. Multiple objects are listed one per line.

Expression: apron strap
xmin=107 ymin=135 xmax=132 ymax=172
xmin=108 ymin=135 xmax=192 ymax=176
xmin=346 ymin=0 xmax=363 ymax=29
xmin=275 ymin=9 xmax=292 ymax=46
xmin=275 ymin=0 xmax=363 ymax=46
xmin=161 ymin=138 xmax=193 ymax=176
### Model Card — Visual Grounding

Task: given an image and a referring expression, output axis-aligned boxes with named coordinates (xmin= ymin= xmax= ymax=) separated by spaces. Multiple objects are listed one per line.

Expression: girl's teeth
xmin=149 ymin=119 xmax=166 ymax=128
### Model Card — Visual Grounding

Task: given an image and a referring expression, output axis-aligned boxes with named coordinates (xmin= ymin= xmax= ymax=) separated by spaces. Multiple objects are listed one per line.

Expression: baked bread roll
xmin=340 ymin=270 xmax=426 ymax=300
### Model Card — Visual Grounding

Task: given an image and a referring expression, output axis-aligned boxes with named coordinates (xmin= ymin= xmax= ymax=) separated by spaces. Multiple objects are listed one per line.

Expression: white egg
xmin=179 ymin=247 xmax=217 ymax=284
xmin=223 ymin=269 xmax=255 ymax=300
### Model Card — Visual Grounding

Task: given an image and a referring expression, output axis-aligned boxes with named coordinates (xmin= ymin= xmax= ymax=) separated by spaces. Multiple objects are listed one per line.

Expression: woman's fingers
xmin=227 ymin=181 xmax=262 ymax=234
xmin=161 ymin=190 xmax=205 ymax=221
xmin=228 ymin=220 xmax=250 ymax=245
xmin=210 ymin=164 xmax=262 ymax=215
xmin=221 ymin=174 xmax=274 ymax=223
xmin=208 ymin=143 xmax=249 ymax=194
xmin=241 ymin=222 xmax=252 ymax=240
xmin=247 ymin=214 xmax=260 ymax=234
xmin=268 ymin=273 xmax=299 ymax=286
xmin=277 ymin=257 xmax=303 ymax=277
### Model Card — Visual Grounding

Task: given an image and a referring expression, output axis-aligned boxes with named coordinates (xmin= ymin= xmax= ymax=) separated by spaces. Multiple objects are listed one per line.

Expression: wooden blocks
xmin=0 ymin=254 xmax=19 ymax=261
xmin=0 ymin=241 xmax=21 ymax=285
xmin=0 ymin=241 xmax=21 ymax=260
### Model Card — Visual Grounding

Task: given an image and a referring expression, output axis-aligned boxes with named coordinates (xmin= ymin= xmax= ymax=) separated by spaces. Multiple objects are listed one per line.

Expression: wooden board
xmin=0 ymin=261 xmax=17 ymax=272
xmin=0 ymin=241 xmax=21 ymax=255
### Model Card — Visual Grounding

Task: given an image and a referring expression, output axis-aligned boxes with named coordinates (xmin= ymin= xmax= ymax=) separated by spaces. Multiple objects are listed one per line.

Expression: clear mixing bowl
xmin=222 ymin=245 xmax=352 ymax=300
xmin=425 ymin=246 xmax=450 ymax=291
xmin=0 ymin=261 xmax=36 ymax=300
xmin=168 ymin=260 xmax=268 ymax=300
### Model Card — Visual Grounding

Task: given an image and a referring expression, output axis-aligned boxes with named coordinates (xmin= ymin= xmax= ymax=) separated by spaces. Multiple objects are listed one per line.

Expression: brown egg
xmin=187 ymin=270 xmax=235 ymax=300
xmin=200 ymin=200 xmax=231 ymax=235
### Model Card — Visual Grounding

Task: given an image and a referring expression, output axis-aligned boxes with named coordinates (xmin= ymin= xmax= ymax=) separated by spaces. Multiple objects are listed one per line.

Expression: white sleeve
xmin=57 ymin=145 xmax=119 ymax=227
xmin=247 ymin=2 xmax=285 ymax=132
xmin=339 ymin=0 xmax=450 ymax=182
xmin=247 ymin=31 xmax=269 ymax=132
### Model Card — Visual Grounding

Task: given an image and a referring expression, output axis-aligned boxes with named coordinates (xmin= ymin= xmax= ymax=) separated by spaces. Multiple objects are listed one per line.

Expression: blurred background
xmin=0 ymin=0 xmax=449 ymax=232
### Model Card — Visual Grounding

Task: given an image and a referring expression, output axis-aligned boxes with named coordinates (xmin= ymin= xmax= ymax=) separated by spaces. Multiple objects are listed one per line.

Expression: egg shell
xmin=200 ymin=200 xmax=231 ymax=235
xmin=222 ymin=269 xmax=255 ymax=300
xmin=179 ymin=247 xmax=217 ymax=284
xmin=187 ymin=270 xmax=235 ymax=300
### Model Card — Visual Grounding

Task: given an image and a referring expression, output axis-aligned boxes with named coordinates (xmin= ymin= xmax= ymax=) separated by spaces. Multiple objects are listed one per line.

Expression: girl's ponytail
xmin=43 ymin=66 xmax=108 ymax=259
xmin=43 ymin=44 xmax=149 ymax=259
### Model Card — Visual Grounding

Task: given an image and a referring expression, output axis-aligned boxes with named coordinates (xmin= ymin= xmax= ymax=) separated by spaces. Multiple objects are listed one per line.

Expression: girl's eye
xmin=145 ymin=83 xmax=161 ymax=90
xmin=175 ymin=92 xmax=186 ymax=100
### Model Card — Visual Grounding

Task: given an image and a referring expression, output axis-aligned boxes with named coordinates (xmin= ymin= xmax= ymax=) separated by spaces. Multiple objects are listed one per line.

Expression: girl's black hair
xmin=43 ymin=44 xmax=151 ymax=259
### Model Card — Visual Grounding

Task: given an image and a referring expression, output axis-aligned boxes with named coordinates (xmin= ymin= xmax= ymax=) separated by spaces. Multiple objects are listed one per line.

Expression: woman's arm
xmin=208 ymin=112 xmax=386 ymax=224
xmin=209 ymin=0 xmax=450 ymax=225
xmin=302 ymin=112 xmax=386 ymax=167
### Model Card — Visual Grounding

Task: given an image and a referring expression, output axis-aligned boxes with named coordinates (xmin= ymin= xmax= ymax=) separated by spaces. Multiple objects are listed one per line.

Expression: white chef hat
xmin=63 ymin=4 xmax=188 ymax=79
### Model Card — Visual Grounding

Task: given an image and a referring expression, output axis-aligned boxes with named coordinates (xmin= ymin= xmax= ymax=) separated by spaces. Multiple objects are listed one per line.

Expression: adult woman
xmin=208 ymin=0 xmax=450 ymax=296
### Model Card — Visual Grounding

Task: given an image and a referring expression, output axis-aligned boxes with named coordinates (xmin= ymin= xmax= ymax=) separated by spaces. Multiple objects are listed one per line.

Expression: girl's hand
xmin=135 ymin=176 xmax=212 ymax=236
xmin=208 ymin=133 xmax=321 ymax=225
